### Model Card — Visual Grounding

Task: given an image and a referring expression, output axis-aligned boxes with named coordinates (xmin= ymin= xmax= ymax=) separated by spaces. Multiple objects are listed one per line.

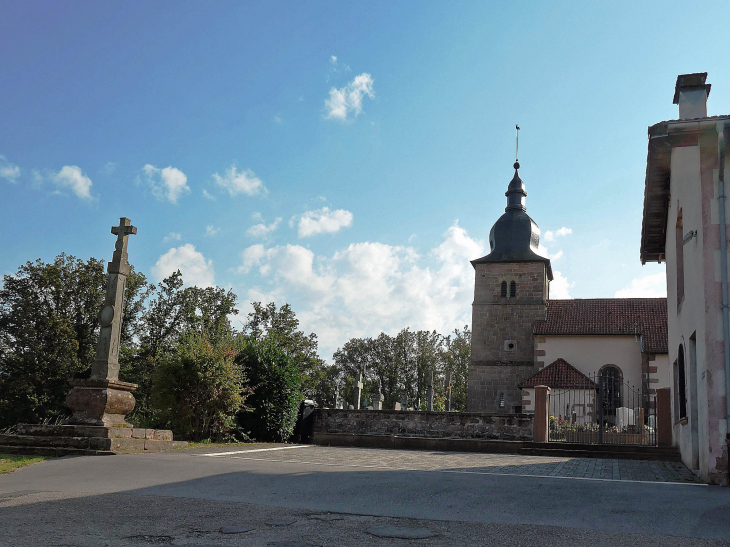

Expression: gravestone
xmin=426 ymin=370 xmax=434 ymax=411
xmin=373 ymin=391 xmax=384 ymax=411
xmin=445 ymin=371 xmax=452 ymax=411
xmin=394 ymin=402 xmax=401 ymax=411
xmin=0 ymin=218 xmax=185 ymax=455
xmin=354 ymin=373 xmax=364 ymax=410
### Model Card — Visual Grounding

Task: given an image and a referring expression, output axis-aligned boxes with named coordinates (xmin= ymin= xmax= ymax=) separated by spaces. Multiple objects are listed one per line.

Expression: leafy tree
xmin=440 ymin=326 xmax=471 ymax=411
xmin=0 ymin=255 xmax=103 ymax=427
xmin=151 ymin=331 xmax=247 ymax=441
xmin=243 ymin=302 xmax=327 ymax=404
xmin=121 ymin=271 xmax=238 ymax=425
xmin=235 ymin=338 xmax=301 ymax=442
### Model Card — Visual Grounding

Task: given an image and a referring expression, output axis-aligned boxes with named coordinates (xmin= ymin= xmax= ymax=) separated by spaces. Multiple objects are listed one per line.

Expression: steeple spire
xmin=505 ymin=161 xmax=527 ymax=212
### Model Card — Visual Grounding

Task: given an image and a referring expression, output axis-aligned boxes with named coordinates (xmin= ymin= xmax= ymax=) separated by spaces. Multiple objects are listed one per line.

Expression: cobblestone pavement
xmin=195 ymin=445 xmax=700 ymax=483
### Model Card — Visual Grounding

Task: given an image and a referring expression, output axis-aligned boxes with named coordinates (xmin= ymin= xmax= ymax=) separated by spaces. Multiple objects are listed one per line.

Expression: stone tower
xmin=467 ymin=161 xmax=553 ymax=413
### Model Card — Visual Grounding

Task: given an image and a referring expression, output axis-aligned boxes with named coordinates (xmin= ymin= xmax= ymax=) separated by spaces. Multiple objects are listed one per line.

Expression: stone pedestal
xmin=66 ymin=379 xmax=137 ymax=427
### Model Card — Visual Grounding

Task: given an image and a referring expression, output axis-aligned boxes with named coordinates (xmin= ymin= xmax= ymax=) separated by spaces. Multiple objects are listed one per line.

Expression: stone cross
xmin=445 ymin=371 xmax=452 ymax=412
xmin=373 ymin=390 xmax=384 ymax=410
xmin=426 ymin=370 xmax=434 ymax=412
xmin=354 ymin=373 xmax=364 ymax=410
xmin=91 ymin=217 xmax=137 ymax=381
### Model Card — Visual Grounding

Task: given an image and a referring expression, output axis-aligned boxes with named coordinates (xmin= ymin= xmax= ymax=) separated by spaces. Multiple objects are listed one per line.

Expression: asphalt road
xmin=1 ymin=445 xmax=729 ymax=546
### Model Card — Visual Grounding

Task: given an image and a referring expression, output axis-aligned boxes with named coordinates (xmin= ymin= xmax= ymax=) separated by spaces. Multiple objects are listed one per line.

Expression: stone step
xmin=15 ymin=423 xmax=173 ymax=441
xmin=0 ymin=434 xmax=112 ymax=450
xmin=0 ymin=444 xmax=114 ymax=457
xmin=0 ymin=434 xmax=186 ymax=453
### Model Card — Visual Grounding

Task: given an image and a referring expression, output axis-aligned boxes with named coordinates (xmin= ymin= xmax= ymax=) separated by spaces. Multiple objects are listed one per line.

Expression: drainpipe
xmin=717 ymin=121 xmax=730 ymax=445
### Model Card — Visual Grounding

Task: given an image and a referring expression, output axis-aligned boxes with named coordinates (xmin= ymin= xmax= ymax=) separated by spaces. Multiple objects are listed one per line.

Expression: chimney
xmin=673 ymin=72 xmax=711 ymax=119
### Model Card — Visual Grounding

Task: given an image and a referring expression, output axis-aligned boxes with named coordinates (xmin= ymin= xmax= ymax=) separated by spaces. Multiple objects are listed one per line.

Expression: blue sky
xmin=2 ymin=1 xmax=730 ymax=359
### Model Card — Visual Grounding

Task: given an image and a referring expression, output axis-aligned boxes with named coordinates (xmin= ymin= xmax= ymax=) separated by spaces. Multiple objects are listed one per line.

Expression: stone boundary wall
xmin=313 ymin=409 xmax=534 ymax=441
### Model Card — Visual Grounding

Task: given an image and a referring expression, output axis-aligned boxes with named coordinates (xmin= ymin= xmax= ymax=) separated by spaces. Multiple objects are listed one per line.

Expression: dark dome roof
xmin=471 ymin=162 xmax=553 ymax=280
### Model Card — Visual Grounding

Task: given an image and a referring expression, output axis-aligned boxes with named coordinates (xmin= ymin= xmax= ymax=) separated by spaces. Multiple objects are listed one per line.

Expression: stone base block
xmin=65 ymin=379 xmax=138 ymax=427
xmin=1 ymin=423 xmax=186 ymax=455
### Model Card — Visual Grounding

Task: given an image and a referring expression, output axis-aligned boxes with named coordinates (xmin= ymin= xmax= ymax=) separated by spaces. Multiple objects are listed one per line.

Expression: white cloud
xmin=51 ymin=165 xmax=94 ymax=200
xmin=296 ymin=207 xmax=354 ymax=238
xmin=247 ymin=217 xmax=282 ymax=238
xmin=325 ymin=73 xmax=375 ymax=120
xmin=0 ymin=156 xmax=20 ymax=183
xmin=141 ymin=164 xmax=190 ymax=203
xmin=163 ymin=232 xmax=181 ymax=243
xmin=544 ymin=227 xmax=573 ymax=242
xmin=330 ymin=55 xmax=338 ymax=65
xmin=615 ymin=273 xmax=667 ymax=298
xmin=212 ymin=165 xmax=267 ymax=196
xmin=550 ymin=271 xmax=574 ymax=299
xmin=202 ymin=189 xmax=216 ymax=201
xmin=205 ymin=225 xmax=219 ymax=237
xmin=273 ymin=115 xmax=282 ymax=124
xmin=101 ymin=161 xmax=117 ymax=175
xmin=152 ymin=244 xmax=215 ymax=288
xmin=237 ymin=221 xmax=484 ymax=358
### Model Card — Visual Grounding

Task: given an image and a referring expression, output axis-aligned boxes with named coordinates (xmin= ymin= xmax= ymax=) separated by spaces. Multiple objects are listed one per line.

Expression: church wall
xmin=468 ymin=261 xmax=548 ymax=413
xmin=535 ymin=335 xmax=645 ymax=393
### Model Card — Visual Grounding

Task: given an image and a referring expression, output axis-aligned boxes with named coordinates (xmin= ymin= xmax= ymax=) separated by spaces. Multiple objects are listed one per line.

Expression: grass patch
xmin=0 ymin=454 xmax=48 ymax=475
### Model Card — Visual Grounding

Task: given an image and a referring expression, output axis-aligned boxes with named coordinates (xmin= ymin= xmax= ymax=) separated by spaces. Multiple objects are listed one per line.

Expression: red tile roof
xmin=534 ymin=298 xmax=667 ymax=354
xmin=520 ymin=358 xmax=595 ymax=389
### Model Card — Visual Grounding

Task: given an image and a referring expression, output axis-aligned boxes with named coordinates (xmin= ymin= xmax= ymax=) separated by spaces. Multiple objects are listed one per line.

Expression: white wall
xmin=536 ymin=335 xmax=644 ymax=391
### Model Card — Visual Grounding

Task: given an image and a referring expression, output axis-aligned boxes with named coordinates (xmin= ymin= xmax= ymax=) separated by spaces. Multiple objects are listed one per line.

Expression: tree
xmin=441 ymin=326 xmax=471 ymax=411
xmin=243 ymin=302 xmax=327 ymax=405
xmin=0 ymin=254 xmax=140 ymax=427
xmin=151 ymin=331 xmax=247 ymax=441
xmin=121 ymin=271 xmax=239 ymax=425
xmin=235 ymin=338 xmax=301 ymax=442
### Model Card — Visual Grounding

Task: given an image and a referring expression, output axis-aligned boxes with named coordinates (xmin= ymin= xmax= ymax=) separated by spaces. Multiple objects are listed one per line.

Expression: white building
xmin=640 ymin=72 xmax=730 ymax=484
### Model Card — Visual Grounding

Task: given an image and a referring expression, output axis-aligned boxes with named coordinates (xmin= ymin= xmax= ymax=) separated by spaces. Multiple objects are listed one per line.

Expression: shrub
xmin=235 ymin=338 xmax=302 ymax=442
xmin=151 ymin=332 xmax=246 ymax=441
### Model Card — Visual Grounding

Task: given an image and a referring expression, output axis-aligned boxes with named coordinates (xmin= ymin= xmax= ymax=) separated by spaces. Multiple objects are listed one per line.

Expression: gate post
xmin=656 ymin=387 xmax=672 ymax=447
xmin=533 ymin=385 xmax=550 ymax=443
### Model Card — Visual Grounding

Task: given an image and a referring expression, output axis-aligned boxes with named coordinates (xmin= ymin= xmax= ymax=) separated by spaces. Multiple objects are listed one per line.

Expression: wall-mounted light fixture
xmin=683 ymin=230 xmax=697 ymax=244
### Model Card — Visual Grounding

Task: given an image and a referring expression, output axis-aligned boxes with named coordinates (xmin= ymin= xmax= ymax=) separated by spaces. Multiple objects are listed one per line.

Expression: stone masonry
xmin=468 ymin=261 xmax=549 ymax=413
xmin=314 ymin=408 xmax=534 ymax=441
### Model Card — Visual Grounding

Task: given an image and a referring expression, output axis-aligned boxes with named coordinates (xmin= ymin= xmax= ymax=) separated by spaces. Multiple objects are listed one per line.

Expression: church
xmin=466 ymin=159 xmax=670 ymax=421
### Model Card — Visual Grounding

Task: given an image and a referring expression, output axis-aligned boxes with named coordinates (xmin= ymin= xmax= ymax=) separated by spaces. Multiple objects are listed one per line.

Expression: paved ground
xmin=198 ymin=444 xmax=698 ymax=483
xmin=1 ymin=444 xmax=729 ymax=546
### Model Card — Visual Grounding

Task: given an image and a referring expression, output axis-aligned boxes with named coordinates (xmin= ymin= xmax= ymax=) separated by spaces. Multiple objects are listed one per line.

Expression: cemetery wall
xmin=313 ymin=409 xmax=534 ymax=441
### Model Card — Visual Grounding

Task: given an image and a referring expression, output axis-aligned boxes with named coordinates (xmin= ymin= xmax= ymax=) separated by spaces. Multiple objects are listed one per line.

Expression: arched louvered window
xmin=510 ymin=280 xmax=517 ymax=298
xmin=500 ymin=281 xmax=507 ymax=298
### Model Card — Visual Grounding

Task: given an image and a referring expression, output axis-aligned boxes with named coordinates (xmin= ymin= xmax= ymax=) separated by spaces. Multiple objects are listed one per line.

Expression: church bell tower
xmin=467 ymin=160 xmax=553 ymax=413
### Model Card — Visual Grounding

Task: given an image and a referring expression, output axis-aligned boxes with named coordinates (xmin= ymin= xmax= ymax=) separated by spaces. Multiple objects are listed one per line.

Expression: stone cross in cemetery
xmin=66 ymin=217 xmax=139 ymax=427
xmin=354 ymin=373 xmax=364 ymax=410
xmin=445 ymin=371 xmax=452 ymax=412
xmin=426 ymin=370 xmax=434 ymax=411
xmin=373 ymin=390 xmax=384 ymax=411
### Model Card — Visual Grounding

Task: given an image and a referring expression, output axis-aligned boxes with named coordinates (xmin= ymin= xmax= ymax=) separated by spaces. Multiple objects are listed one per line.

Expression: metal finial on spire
xmin=515 ymin=124 xmax=520 ymax=161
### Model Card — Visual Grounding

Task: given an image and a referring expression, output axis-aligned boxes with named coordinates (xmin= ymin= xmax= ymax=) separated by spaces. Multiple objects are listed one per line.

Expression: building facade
xmin=640 ymin=72 xmax=730 ymax=484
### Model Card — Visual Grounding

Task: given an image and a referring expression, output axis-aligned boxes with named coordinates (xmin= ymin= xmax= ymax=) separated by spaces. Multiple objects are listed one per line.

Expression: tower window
xmin=499 ymin=392 xmax=505 ymax=408
xmin=510 ymin=281 xmax=517 ymax=298
xmin=500 ymin=281 xmax=507 ymax=297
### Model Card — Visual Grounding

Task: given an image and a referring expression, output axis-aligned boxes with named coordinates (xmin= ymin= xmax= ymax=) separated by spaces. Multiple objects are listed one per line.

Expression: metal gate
xmin=548 ymin=369 xmax=656 ymax=446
